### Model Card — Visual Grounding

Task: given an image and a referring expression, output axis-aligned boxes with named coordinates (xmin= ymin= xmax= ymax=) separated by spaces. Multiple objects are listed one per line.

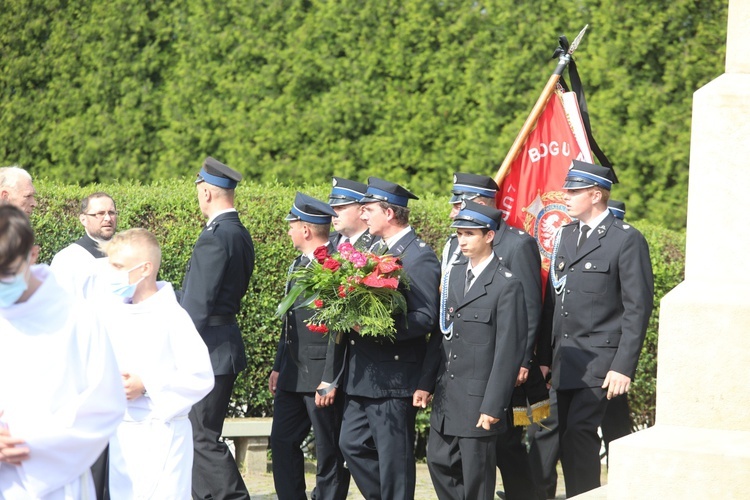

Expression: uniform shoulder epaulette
xmin=496 ymin=266 xmax=514 ymax=279
xmin=611 ymin=219 xmax=633 ymax=231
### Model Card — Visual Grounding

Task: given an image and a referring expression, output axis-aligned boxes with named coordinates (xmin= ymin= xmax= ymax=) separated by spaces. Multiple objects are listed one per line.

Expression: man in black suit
xmin=545 ymin=161 xmax=653 ymax=497
xmin=425 ymin=201 xmax=526 ymax=500
xmin=269 ymin=192 xmax=350 ymax=500
xmin=440 ymin=173 xmax=543 ymax=499
xmin=339 ymin=177 xmax=440 ymax=499
xmin=327 ymin=177 xmax=376 ymax=251
xmin=180 ymin=157 xmax=255 ymax=500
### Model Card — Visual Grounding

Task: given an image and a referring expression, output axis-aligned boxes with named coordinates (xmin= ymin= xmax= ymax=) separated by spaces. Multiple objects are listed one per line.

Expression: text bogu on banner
xmin=497 ymin=91 xmax=592 ymax=285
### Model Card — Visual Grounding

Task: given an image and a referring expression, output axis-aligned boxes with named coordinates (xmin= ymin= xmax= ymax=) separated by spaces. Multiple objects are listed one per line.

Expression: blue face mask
xmin=109 ymin=262 xmax=147 ymax=299
xmin=0 ymin=272 xmax=28 ymax=308
xmin=0 ymin=255 xmax=30 ymax=308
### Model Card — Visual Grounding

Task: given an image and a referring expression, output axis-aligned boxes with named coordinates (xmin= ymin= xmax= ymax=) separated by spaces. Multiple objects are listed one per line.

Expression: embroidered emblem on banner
xmin=523 ymin=191 xmax=572 ymax=272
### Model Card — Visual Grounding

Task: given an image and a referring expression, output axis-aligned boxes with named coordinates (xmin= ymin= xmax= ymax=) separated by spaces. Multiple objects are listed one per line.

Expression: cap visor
xmin=328 ymin=198 xmax=356 ymax=207
xmin=562 ymin=180 xmax=595 ymax=189
xmin=450 ymin=220 xmax=488 ymax=229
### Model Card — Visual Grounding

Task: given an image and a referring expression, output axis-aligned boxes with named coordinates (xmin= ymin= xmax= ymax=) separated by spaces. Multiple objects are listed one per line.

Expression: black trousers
xmin=495 ymin=419 xmax=536 ymax=499
xmin=339 ymin=395 xmax=417 ymax=500
xmin=427 ymin=429 xmax=497 ymax=500
xmin=189 ymin=373 xmax=250 ymax=500
xmin=557 ymin=386 xmax=608 ymax=498
xmin=527 ymin=387 xmax=559 ymax=500
xmin=270 ymin=389 xmax=350 ymax=500
xmin=601 ymin=393 xmax=631 ymax=463
xmin=90 ymin=445 xmax=109 ymax=500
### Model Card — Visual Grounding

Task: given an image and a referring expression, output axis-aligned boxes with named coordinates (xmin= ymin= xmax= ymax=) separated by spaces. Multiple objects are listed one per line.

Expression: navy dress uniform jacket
xmin=179 ymin=211 xmax=255 ymax=375
xmin=431 ymin=257 xmax=527 ymax=437
xmin=444 ymin=221 xmax=542 ymax=367
xmin=547 ymin=213 xmax=654 ymax=390
xmin=343 ymin=229 xmax=441 ymax=398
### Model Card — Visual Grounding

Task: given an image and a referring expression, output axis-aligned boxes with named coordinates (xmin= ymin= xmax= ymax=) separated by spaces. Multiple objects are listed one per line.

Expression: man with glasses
xmin=180 ymin=157 xmax=255 ymax=500
xmin=51 ymin=192 xmax=118 ymax=298
xmin=0 ymin=205 xmax=125 ymax=499
xmin=48 ymin=192 xmax=119 ymax=499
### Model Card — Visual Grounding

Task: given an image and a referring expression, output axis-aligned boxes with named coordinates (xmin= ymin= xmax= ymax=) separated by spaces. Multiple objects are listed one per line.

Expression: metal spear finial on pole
xmin=493 ymin=25 xmax=589 ymax=184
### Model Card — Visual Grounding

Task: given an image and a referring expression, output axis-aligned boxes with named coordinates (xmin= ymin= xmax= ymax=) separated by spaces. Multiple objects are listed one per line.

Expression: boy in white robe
xmin=0 ymin=205 xmax=126 ymax=500
xmin=101 ymin=228 xmax=214 ymax=499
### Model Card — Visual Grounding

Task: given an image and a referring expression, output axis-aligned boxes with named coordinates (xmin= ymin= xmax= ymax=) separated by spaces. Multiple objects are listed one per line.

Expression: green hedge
xmin=31 ymin=180 xmax=683 ymax=427
xmin=1 ymin=0 xmax=727 ymax=229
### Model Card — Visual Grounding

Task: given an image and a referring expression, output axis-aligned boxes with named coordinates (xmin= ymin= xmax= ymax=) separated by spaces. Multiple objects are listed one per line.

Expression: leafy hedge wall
xmin=2 ymin=0 xmax=727 ymax=229
xmin=31 ymin=180 xmax=683 ymax=428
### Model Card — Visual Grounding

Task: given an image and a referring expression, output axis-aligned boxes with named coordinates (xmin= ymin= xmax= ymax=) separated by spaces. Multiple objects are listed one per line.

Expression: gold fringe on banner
xmin=512 ymin=399 xmax=552 ymax=428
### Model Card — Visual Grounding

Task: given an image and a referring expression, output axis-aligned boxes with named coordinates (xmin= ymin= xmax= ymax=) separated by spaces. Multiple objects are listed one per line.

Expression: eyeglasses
xmin=85 ymin=211 xmax=118 ymax=219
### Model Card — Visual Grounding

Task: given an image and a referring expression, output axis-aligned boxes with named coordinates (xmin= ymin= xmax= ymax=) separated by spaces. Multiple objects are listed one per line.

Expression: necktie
xmin=370 ymin=240 xmax=387 ymax=255
xmin=464 ymin=269 xmax=475 ymax=296
xmin=577 ymin=225 xmax=591 ymax=251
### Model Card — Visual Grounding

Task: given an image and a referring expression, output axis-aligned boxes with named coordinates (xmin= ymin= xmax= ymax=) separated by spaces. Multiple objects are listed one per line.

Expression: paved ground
xmin=242 ymin=462 xmax=607 ymax=499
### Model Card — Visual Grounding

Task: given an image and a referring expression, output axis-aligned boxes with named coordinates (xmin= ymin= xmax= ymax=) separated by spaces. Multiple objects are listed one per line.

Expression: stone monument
xmin=581 ymin=1 xmax=750 ymax=497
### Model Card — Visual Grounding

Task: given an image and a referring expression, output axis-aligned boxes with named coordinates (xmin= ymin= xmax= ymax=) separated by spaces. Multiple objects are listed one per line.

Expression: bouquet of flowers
xmin=276 ymin=242 xmax=409 ymax=340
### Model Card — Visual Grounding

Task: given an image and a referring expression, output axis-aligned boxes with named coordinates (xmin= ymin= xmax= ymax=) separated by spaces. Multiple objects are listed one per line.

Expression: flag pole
xmin=493 ymin=25 xmax=588 ymax=185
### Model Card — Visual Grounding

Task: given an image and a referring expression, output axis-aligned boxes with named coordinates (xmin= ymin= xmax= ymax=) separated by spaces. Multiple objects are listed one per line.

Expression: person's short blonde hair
xmin=102 ymin=228 xmax=161 ymax=269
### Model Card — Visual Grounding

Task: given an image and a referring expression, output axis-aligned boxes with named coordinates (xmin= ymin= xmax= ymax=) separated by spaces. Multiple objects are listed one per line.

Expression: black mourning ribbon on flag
xmin=553 ymin=35 xmax=616 ymax=182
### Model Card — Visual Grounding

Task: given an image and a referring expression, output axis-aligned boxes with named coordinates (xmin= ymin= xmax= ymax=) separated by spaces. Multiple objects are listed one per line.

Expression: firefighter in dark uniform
xmin=327 ymin=177 xmax=377 ymax=252
xmin=269 ymin=192 xmax=350 ymax=500
xmin=339 ymin=177 xmax=441 ymax=500
xmin=426 ymin=200 xmax=527 ymax=500
xmin=545 ymin=161 xmax=653 ymax=497
xmin=440 ymin=173 xmax=543 ymax=499
xmin=180 ymin=157 xmax=255 ymax=500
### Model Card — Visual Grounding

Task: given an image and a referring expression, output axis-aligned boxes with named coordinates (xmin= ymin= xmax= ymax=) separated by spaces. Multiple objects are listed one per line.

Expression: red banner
xmin=497 ymin=92 xmax=591 ymax=287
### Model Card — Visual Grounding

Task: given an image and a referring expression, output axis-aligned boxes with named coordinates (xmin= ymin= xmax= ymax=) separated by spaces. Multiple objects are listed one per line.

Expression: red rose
xmin=313 ymin=245 xmax=329 ymax=264
xmin=308 ymin=323 xmax=329 ymax=334
xmin=338 ymin=285 xmax=347 ymax=298
xmin=314 ymin=299 xmax=324 ymax=308
xmin=323 ymin=258 xmax=341 ymax=271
